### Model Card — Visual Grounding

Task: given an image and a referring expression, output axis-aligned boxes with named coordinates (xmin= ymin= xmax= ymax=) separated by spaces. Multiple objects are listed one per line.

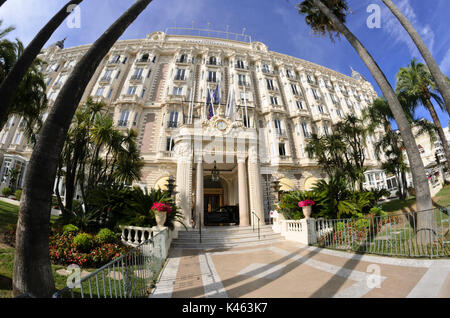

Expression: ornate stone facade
xmin=0 ymin=31 xmax=394 ymax=226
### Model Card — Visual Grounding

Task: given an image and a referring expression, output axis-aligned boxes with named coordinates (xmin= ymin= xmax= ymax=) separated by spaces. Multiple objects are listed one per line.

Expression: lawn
xmin=380 ymin=185 xmax=450 ymax=213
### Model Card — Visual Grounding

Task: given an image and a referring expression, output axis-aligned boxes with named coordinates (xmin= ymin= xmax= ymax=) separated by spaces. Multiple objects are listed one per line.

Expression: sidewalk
xmin=151 ymin=240 xmax=450 ymax=298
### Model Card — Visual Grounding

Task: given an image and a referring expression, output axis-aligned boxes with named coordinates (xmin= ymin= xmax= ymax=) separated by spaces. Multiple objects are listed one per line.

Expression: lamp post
xmin=166 ymin=175 xmax=177 ymax=199
xmin=271 ymin=177 xmax=281 ymax=204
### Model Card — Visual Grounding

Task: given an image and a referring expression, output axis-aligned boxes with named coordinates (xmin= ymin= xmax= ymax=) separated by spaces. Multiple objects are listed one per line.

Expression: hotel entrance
xmin=204 ymin=189 xmax=224 ymax=214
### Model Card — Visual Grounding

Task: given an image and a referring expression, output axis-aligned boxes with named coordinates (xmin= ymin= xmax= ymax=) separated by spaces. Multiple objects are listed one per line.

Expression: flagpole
xmin=243 ymin=84 xmax=249 ymax=127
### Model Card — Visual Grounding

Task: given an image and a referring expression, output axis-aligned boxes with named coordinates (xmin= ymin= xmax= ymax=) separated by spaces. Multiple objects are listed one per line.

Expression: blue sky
xmin=1 ymin=0 xmax=449 ymax=128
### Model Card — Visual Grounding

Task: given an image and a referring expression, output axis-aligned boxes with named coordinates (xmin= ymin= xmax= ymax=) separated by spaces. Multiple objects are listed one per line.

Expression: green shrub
xmin=62 ymin=224 xmax=79 ymax=234
xmin=96 ymin=228 xmax=118 ymax=244
xmin=2 ymin=187 xmax=12 ymax=197
xmin=369 ymin=206 xmax=387 ymax=217
xmin=14 ymin=189 xmax=22 ymax=200
xmin=73 ymin=233 xmax=94 ymax=253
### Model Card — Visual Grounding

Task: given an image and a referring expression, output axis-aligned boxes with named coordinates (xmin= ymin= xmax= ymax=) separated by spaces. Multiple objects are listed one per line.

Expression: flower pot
xmin=155 ymin=210 xmax=167 ymax=228
xmin=302 ymin=206 xmax=312 ymax=219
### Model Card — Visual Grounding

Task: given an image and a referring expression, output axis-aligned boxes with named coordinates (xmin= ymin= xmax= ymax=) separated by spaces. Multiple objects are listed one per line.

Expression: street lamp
xmin=166 ymin=175 xmax=176 ymax=198
xmin=211 ymin=161 xmax=220 ymax=182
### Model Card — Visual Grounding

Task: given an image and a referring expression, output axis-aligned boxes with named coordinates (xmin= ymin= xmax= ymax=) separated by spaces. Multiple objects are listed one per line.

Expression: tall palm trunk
xmin=382 ymin=0 xmax=450 ymax=115
xmin=0 ymin=0 xmax=83 ymax=131
xmin=13 ymin=0 xmax=153 ymax=297
xmin=423 ymin=97 xmax=450 ymax=171
xmin=0 ymin=1 xmax=7 ymax=7
xmin=311 ymin=0 xmax=433 ymax=240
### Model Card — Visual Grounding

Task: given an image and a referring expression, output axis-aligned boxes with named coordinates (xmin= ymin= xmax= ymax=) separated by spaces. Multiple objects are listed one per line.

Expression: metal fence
xmin=53 ymin=229 xmax=168 ymax=298
xmin=315 ymin=206 xmax=450 ymax=258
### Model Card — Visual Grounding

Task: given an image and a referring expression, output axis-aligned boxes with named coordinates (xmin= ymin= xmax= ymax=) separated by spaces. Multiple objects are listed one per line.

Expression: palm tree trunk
xmin=0 ymin=1 xmax=7 ymax=7
xmin=424 ymin=98 xmax=450 ymax=171
xmin=13 ymin=0 xmax=153 ymax=297
xmin=311 ymin=0 xmax=433 ymax=240
xmin=0 ymin=0 xmax=83 ymax=132
xmin=382 ymin=0 xmax=450 ymax=115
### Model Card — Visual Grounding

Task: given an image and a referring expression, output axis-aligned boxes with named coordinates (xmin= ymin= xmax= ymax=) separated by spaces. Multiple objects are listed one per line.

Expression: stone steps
xmin=171 ymin=225 xmax=283 ymax=249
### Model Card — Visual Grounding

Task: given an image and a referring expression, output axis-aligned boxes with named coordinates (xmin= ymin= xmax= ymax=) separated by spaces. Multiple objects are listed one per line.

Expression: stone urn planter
xmin=298 ymin=199 xmax=315 ymax=219
xmin=302 ymin=206 xmax=312 ymax=219
xmin=155 ymin=210 xmax=167 ymax=228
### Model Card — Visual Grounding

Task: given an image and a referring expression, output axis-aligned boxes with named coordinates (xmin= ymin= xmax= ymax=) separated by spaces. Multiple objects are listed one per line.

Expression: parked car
xmin=204 ymin=206 xmax=239 ymax=225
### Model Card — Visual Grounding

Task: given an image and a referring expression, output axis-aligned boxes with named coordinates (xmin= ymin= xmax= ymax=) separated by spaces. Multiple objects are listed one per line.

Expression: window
xmin=267 ymin=79 xmax=275 ymax=90
xmin=141 ymin=88 xmax=146 ymax=98
xmin=209 ymin=56 xmax=217 ymax=65
xmin=274 ymin=119 xmax=283 ymax=135
xmin=324 ymin=125 xmax=330 ymax=136
xmin=132 ymin=68 xmax=143 ymax=80
xmin=103 ymin=69 xmax=113 ymax=80
xmin=140 ymin=53 xmax=149 ymax=62
xmin=279 ymin=143 xmax=286 ymax=156
xmin=240 ymin=91 xmax=251 ymax=102
xmin=168 ymin=111 xmax=178 ymax=128
xmin=95 ymin=87 xmax=105 ymax=96
xmin=312 ymin=88 xmax=320 ymax=100
xmin=115 ymin=70 xmax=121 ymax=79
xmin=262 ymin=64 xmax=270 ymax=73
xmin=207 ymin=71 xmax=217 ymax=82
xmin=175 ymin=69 xmax=185 ymax=80
xmin=270 ymin=96 xmax=278 ymax=105
xmin=166 ymin=137 xmax=174 ymax=151
xmin=147 ymin=69 xmax=152 ymax=78
xmin=152 ymin=55 xmax=157 ymax=63
xmin=172 ymin=87 xmax=183 ymax=96
xmin=127 ymin=86 xmax=137 ymax=95
xmin=238 ymin=74 xmax=247 ymax=86
xmin=243 ymin=115 xmax=250 ymax=128
xmin=179 ymin=54 xmax=187 ymax=63
xmin=291 ymin=84 xmax=299 ymax=96
xmin=286 ymin=69 xmax=293 ymax=78
xmin=107 ymin=88 xmax=113 ymax=99
xmin=318 ymin=105 xmax=325 ymax=113
xmin=296 ymin=100 xmax=304 ymax=110
xmin=133 ymin=113 xmax=139 ymax=126
xmin=336 ymin=109 xmax=342 ymax=118
xmin=122 ymin=56 xmax=128 ymax=64
xmin=111 ymin=55 xmax=120 ymax=63
xmin=119 ymin=110 xmax=130 ymax=126
xmin=301 ymin=122 xmax=310 ymax=138
xmin=236 ymin=59 xmax=244 ymax=69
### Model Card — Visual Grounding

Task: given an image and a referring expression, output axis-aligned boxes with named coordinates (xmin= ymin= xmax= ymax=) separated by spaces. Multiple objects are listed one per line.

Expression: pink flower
xmin=151 ymin=202 xmax=172 ymax=213
xmin=298 ymin=199 xmax=315 ymax=207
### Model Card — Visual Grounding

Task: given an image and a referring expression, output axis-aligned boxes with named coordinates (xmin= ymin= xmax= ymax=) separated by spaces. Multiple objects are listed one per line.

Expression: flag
xmin=207 ymin=88 xmax=214 ymax=119
xmin=213 ymin=83 xmax=220 ymax=105
xmin=225 ymin=86 xmax=236 ymax=121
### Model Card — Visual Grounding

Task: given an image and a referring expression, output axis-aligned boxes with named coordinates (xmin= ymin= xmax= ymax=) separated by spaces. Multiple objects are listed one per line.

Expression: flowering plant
xmin=151 ymin=202 xmax=172 ymax=213
xmin=298 ymin=199 xmax=315 ymax=207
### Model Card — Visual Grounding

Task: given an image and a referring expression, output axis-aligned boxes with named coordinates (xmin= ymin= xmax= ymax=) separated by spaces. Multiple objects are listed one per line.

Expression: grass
xmin=380 ymin=185 xmax=450 ymax=213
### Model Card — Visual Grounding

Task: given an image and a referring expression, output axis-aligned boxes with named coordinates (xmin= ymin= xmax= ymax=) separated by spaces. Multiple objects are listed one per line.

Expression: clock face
xmin=216 ymin=120 xmax=227 ymax=131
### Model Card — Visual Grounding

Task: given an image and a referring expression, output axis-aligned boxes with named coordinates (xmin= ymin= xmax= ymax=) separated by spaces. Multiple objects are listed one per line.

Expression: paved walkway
xmin=150 ymin=241 xmax=450 ymax=298
xmin=0 ymin=197 xmax=61 ymax=216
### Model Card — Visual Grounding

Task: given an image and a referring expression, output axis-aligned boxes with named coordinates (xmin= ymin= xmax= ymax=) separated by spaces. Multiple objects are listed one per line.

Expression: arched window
xmin=209 ymin=56 xmax=217 ymax=65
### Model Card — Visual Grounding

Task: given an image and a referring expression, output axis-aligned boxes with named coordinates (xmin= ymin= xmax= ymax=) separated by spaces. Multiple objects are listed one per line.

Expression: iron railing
xmin=251 ymin=210 xmax=260 ymax=240
xmin=52 ymin=229 xmax=168 ymax=298
xmin=315 ymin=206 xmax=450 ymax=258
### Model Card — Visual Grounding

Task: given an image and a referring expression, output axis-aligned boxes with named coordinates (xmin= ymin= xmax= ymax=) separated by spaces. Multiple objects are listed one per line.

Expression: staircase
xmin=171 ymin=225 xmax=284 ymax=249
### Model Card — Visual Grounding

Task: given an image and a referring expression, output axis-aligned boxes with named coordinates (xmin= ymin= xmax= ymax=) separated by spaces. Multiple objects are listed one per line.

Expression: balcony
xmin=176 ymin=58 xmax=189 ymax=64
xmin=267 ymin=86 xmax=279 ymax=92
xmin=275 ymin=130 xmax=287 ymax=138
xmin=130 ymin=75 xmax=143 ymax=83
xmin=135 ymin=58 xmax=149 ymax=65
xmin=238 ymin=81 xmax=250 ymax=87
xmin=108 ymin=60 xmax=121 ymax=65
xmin=235 ymin=64 xmax=249 ymax=71
xmin=307 ymin=79 xmax=318 ymax=86
xmin=313 ymin=112 xmax=331 ymax=122
xmin=262 ymin=69 xmax=277 ymax=76
xmin=291 ymin=108 xmax=311 ymax=118
xmin=174 ymin=75 xmax=186 ymax=81
xmin=167 ymin=121 xmax=178 ymax=129
xmin=287 ymin=74 xmax=300 ymax=81
xmin=117 ymin=120 xmax=128 ymax=127
xmin=99 ymin=76 xmax=111 ymax=84
xmin=207 ymin=78 xmax=218 ymax=83
xmin=207 ymin=61 xmax=222 ymax=67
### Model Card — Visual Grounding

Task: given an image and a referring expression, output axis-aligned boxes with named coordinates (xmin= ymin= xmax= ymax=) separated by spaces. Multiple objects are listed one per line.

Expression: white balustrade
xmin=120 ymin=225 xmax=154 ymax=247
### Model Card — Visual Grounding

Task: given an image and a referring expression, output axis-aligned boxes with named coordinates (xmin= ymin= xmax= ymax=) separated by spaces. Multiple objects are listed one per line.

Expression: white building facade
xmin=0 ymin=31 xmax=395 ymax=226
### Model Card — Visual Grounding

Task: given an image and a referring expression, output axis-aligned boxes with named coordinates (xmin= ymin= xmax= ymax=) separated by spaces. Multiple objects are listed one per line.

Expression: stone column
xmin=175 ymin=140 xmax=193 ymax=228
xmin=248 ymin=142 xmax=265 ymax=224
xmin=238 ymin=158 xmax=249 ymax=227
xmin=195 ymin=160 xmax=204 ymax=227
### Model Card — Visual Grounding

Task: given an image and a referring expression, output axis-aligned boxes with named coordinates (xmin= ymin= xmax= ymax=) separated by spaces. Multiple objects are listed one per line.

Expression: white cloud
xmin=381 ymin=0 xmax=435 ymax=58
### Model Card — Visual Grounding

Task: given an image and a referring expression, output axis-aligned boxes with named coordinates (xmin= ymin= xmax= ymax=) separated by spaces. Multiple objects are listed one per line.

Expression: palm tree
xmin=0 ymin=1 xmax=7 ymax=7
xmin=13 ymin=0 xmax=153 ymax=297
xmin=0 ymin=0 xmax=84 ymax=132
xmin=396 ymin=59 xmax=450 ymax=171
xmin=382 ymin=0 xmax=450 ymax=115
xmin=0 ymin=21 xmax=18 ymax=80
xmin=297 ymin=0 xmax=433 ymax=234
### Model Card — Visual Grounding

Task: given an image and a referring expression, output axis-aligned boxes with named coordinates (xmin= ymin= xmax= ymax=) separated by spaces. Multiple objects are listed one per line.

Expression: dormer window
xmin=179 ymin=54 xmax=188 ymax=63
xmin=139 ymin=53 xmax=149 ymax=62
xmin=236 ymin=59 xmax=244 ymax=69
